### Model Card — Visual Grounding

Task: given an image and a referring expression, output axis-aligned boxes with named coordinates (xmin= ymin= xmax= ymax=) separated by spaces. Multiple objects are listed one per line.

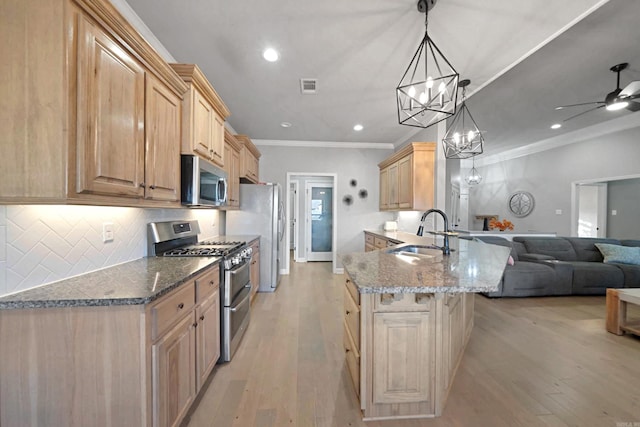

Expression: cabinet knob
xmin=200 ymin=315 xmax=205 ymax=321
xmin=345 ymin=348 xmax=350 ymax=353
xmin=139 ymin=182 xmax=146 ymax=188
xmin=193 ymin=322 xmax=198 ymax=328
xmin=177 ymin=303 xmax=184 ymax=310
xmin=346 ymin=310 xmax=351 ymax=315
xmin=209 ymin=280 xmax=215 ymax=286
xmin=149 ymin=185 xmax=156 ymax=190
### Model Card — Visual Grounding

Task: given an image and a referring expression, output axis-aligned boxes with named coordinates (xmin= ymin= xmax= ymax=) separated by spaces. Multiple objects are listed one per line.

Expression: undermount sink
xmin=386 ymin=245 xmax=445 ymax=258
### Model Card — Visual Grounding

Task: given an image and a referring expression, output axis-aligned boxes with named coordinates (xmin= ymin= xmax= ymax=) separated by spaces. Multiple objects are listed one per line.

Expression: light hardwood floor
xmin=183 ymin=259 xmax=640 ymax=427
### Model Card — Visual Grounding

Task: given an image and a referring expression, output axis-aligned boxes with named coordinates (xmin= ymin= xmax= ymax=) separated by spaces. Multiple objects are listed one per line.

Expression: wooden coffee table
xmin=606 ymin=288 xmax=640 ymax=336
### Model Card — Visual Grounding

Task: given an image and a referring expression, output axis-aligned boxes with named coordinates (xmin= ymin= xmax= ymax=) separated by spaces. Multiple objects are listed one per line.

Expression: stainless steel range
xmin=148 ymin=220 xmax=252 ymax=362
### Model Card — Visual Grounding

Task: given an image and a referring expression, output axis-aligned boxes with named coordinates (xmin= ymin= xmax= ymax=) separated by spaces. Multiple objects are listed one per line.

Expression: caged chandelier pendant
xmin=442 ymin=79 xmax=484 ymax=159
xmin=397 ymin=0 xmax=459 ymax=129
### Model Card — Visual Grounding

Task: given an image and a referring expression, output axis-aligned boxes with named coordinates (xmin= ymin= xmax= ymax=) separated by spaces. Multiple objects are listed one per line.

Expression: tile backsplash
xmin=0 ymin=205 xmax=220 ymax=297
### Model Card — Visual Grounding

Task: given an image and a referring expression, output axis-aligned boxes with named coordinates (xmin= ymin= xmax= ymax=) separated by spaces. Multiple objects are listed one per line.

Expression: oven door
xmin=221 ymin=285 xmax=251 ymax=361
xmin=224 ymin=259 xmax=251 ymax=306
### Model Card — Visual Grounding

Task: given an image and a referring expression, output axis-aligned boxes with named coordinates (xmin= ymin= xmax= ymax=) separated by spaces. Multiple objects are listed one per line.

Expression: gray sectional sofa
xmin=474 ymin=236 xmax=640 ymax=298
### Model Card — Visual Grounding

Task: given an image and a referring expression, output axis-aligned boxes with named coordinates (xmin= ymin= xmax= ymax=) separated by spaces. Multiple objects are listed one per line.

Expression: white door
xmin=306 ymin=182 xmax=333 ymax=262
xmin=577 ymin=183 xmax=607 ymax=237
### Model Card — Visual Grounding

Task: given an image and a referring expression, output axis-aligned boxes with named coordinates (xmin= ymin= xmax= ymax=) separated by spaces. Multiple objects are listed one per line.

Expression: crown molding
xmin=253 ymin=139 xmax=394 ymax=150
xmin=476 ymin=113 xmax=640 ymax=167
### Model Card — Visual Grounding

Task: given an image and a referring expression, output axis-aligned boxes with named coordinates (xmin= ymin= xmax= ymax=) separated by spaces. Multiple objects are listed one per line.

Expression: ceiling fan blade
xmin=555 ymin=101 xmax=604 ymax=110
xmin=562 ymin=105 xmax=605 ymax=122
xmin=625 ymin=101 xmax=640 ymax=112
xmin=620 ymin=80 xmax=640 ymax=97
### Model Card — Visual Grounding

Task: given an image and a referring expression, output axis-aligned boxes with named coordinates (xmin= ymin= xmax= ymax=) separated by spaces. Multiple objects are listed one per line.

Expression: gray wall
xmin=256 ymin=145 xmax=395 ymax=268
xmin=607 ymin=178 xmax=640 ymax=239
xmin=469 ymin=125 xmax=640 ymax=236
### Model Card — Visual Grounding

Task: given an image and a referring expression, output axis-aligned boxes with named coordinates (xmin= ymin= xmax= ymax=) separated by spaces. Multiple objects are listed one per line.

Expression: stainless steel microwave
xmin=181 ymin=155 xmax=228 ymax=207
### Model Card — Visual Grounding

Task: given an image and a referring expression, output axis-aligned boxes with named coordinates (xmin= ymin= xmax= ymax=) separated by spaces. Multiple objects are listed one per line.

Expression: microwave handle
xmin=219 ymin=178 xmax=228 ymax=204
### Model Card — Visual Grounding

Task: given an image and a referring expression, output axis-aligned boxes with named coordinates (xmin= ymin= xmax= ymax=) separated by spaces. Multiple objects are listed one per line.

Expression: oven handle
xmin=229 ymin=260 xmax=250 ymax=276
xmin=230 ymin=286 xmax=251 ymax=312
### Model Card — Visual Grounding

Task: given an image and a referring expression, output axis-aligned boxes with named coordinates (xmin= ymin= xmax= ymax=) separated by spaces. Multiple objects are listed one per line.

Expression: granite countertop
xmin=0 ymin=257 xmax=222 ymax=310
xmin=345 ymin=230 xmax=511 ymax=294
xmin=0 ymin=234 xmax=261 ymax=310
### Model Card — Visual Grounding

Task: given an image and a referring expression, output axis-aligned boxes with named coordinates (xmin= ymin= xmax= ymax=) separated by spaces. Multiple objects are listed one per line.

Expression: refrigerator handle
xmin=277 ymin=201 xmax=285 ymax=242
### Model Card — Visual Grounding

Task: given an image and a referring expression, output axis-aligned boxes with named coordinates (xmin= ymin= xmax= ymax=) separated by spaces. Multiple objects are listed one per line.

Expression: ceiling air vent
xmin=300 ymin=78 xmax=318 ymax=94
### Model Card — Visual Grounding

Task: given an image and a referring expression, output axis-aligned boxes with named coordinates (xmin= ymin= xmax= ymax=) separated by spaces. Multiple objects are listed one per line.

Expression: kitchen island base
xmin=344 ymin=275 xmax=475 ymax=420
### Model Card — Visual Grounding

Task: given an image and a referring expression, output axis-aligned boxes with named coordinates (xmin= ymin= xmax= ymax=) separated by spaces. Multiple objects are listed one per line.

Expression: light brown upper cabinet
xmin=235 ymin=135 xmax=261 ymax=183
xmin=378 ymin=142 xmax=435 ymax=211
xmin=223 ymin=129 xmax=242 ymax=209
xmin=0 ymin=0 xmax=187 ymax=207
xmin=170 ymin=64 xmax=230 ymax=169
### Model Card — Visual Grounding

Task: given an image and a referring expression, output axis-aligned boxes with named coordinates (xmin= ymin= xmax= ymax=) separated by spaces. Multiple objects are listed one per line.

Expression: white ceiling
xmin=125 ymin=0 xmax=640 ymax=156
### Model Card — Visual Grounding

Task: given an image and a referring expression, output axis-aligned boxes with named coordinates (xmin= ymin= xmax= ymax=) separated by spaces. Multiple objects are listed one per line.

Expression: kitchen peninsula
xmin=342 ymin=231 xmax=510 ymax=420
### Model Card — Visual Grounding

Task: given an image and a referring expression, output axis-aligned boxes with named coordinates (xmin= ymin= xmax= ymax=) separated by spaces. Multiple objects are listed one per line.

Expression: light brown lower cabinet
xmin=0 ymin=264 xmax=220 ymax=427
xmin=344 ymin=273 xmax=475 ymax=420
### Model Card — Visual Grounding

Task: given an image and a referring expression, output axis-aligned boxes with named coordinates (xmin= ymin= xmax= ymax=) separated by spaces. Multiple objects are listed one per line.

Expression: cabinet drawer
xmin=374 ymin=292 xmax=434 ymax=312
xmin=374 ymin=237 xmax=387 ymax=249
xmin=344 ymin=286 xmax=360 ymax=349
xmin=343 ymin=321 xmax=360 ymax=398
xmin=150 ymin=282 xmax=196 ymax=340
xmin=345 ymin=275 xmax=359 ymax=305
xmin=365 ymin=233 xmax=374 ymax=245
xmin=195 ymin=265 xmax=220 ymax=303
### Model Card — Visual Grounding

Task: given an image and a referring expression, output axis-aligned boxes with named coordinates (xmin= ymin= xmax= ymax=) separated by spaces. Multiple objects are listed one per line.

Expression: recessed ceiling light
xmin=353 ymin=124 xmax=364 ymax=131
xmin=551 ymin=123 xmax=562 ymax=130
xmin=263 ymin=48 xmax=279 ymax=62
xmin=280 ymin=122 xmax=292 ymax=128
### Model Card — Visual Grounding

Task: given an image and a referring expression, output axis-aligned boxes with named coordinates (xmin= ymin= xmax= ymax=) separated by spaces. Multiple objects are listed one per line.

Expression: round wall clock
xmin=508 ymin=191 xmax=535 ymax=217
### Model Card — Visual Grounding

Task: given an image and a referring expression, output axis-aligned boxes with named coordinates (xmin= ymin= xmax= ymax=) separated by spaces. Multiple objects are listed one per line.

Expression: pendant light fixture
xmin=397 ymin=0 xmax=459 ymax=129
xmin=465 ymin=155 xmax=482 ymax=185
xmin=442 ymin=79 xmax=484 ymax=159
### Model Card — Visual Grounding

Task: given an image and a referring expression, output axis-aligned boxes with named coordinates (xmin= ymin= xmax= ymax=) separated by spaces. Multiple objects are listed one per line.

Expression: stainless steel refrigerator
xmin=226 ymin=183 xmax=284 ymax=292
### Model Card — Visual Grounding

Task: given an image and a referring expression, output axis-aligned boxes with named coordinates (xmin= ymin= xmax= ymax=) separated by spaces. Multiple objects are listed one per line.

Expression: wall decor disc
xmin=508 ymin=191 xmax=535 ymax=217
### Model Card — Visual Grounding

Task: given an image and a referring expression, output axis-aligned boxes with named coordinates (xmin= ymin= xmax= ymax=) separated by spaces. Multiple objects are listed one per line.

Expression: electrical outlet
xmin=555 ymin=209 xmax=562 ymax=215
xmin=612 ymin=210 xmax=617 ymax=216
xmin=102 ymin=222 xmax=114 ymax=242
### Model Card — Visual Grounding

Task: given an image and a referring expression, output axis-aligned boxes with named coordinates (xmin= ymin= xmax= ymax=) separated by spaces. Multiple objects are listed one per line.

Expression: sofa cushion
xmin=612 ymin=264 xmax=640 ymax=287
xmin=564 ymin=237 xmax=621 ymax=262
xmin=621 ymin=240 xmax=640 ymax=248
xmin=569 ymin=261 xmax=625 ymax=294
xmin=595 ymin=243 xmax=640 ymax=265
xmin=513 ymin=237 xmax=577 ymax=261
xmin=500 ymin=262 xmax=560 ymax=297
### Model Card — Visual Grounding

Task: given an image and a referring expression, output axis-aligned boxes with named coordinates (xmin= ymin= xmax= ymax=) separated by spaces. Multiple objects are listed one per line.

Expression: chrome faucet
xmin=416 ymin=209 xmax=451 ymax=255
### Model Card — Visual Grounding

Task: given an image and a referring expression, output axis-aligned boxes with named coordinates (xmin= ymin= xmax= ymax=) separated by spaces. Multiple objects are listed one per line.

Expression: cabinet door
xmin=388 ymin=163 xmax=399 ymax=209
xmin=397 ymin=154 xmax=413 ymax=209
xmin=373 ymin=311 xmax=432 ymax=404
xmin=211 ymin=114 xmax=225 ymax=167
xmin=76 ymin=15 xmax=145 ymax=198
xmin=192 ymin=90 xmax=213 ymax=160
xmin=152 ymin=313 xmax=196 ymax=427
xmin=195 ymin=290 xmax=220 ymax=391
xmin=379 ymin=168 xmax=389 ymax=210
xmin=231 ymin=147 xmax=241 ymax=206
xmin=145 ymin=75 xmax=181 ymax=202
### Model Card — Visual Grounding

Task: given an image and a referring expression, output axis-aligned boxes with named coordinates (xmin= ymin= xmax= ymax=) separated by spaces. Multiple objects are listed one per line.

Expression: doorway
xmin=576 ymin=183 xmax=607 ymax=237
xmin=306 ymin=181 xmax=333 ymax=261
xmin=284 ymin=173 xmax=338 ymax=274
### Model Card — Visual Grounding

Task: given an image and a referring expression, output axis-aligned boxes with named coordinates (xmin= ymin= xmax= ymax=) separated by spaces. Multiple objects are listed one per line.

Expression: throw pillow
xmin=594 ymin=243 xmax=640 ymax=265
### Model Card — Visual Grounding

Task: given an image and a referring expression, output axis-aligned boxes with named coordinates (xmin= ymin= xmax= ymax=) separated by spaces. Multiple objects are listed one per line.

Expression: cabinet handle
xmin=177 ymin=303 xmax=184 ymax=310
xmin=200 ymin=315 xmax=205 ymax=321
xmin=149 ymin=185 xmax=156 ymax=190
xmin=345 ymin=310 xmax=351 ymax=315
xmin=193 ymin=322 xmax=198 ymax=328
xmin=139 ymin=182 xmax=146 ymax=188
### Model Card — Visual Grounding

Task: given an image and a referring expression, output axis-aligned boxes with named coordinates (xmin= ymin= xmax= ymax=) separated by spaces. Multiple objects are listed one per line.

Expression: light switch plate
xmin=612 ymin=210 xmax=617 ymax=216
xmin=555 ymin=209 xmax=562 ymax=215
xmin=102 ymin=222 xmax=114 ymax=242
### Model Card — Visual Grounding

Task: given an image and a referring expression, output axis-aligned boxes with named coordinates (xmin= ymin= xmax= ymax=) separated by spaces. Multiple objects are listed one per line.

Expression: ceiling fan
xmin=555 ymin=62 xmax=640 ymax=122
